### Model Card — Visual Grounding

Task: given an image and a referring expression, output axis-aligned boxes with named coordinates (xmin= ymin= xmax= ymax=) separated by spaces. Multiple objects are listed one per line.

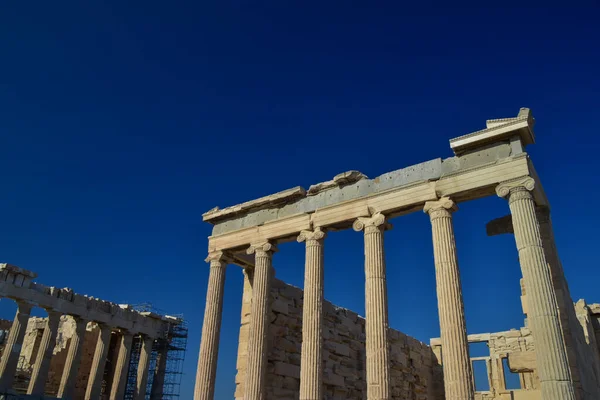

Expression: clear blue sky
xmin=1 ymin=2 xmax=599 ymax=398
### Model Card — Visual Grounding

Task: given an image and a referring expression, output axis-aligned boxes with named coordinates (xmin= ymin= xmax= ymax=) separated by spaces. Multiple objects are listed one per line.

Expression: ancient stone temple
xmin=194 ymin=108 xmax=600 ymax=400
xmin=0 ymin=263 xmax=188 ymax=400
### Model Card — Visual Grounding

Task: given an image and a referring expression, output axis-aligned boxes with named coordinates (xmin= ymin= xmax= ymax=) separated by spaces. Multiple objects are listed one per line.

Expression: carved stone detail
xmin=355 ymin=213 xmax=391 ymax=399
xmin=495 ymin=176 xmax=535 ymax=198
xmin=194 ymin=251 xmax=229 ymax=400
xmin=298 ymin=228 xmax=326 ymax=400
xmin=424 ymin=198 xmax=474 ymax=400
xmin=245 ymin=241 xmax=276 ymax=399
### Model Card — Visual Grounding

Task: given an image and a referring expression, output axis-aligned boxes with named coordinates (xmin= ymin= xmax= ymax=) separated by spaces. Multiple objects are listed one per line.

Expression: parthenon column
xmin=244 ymin=241 xmax=277 ymax=400
xmin=109 ymin=331 xmax=134 ymax=400
xmin=150 ymin=340 xmax=169 ymax=399
xmin=85 ymin=323 xmax=112 ymax=400
xmin=28 ymin=310 xmax=61 ymax=396
xmin=135 ymin=335 xmax=154 ymax=400
xmin=0 ymin=301 xmax=33 ymax=391
xmin=297 ymin=228 xmax=326 ymax=400
xmin=424 ymin=197 xmax=474 ymax=400
xmin=194 ymin=251 xmax=228 ymax=400
xmin=496 ymin=177 xmax=575 ymax=400
xmin=353 ymin=213 xmax=390 ymax=400
xmin=57 ymin=316 xmax=88 ymax=399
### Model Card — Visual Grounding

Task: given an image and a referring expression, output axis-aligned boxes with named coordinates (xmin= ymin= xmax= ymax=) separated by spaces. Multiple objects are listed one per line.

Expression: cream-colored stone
xmin=297 ymin=228 xmax=326 ymax=400
xmin=57 ymin=316 xmax=87 ymax=399
xmin=353 ymin=213 xmax=391 ymax=400
xmin=194 ymin=251 xmax=229 ymax=400
xmin=84 ymin=323 xmax=111 ymax=400
xmin=244 ymin=241 xmax=277 ymax=399
xmin=27 ymin=310 xmax=61 ymax=396
xmin=0 ymin=301 xmax=32 ymax=391
xmin=424 ymin=197 xmax=474 ymax=400
xmin=496 ymin=177 xmax=575 ymax=400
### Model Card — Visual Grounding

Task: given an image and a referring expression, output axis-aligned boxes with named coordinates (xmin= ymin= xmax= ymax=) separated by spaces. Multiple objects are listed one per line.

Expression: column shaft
xmin=244 ymin=242 xmax=276 ymax=400
xmin=298 ymin=228 xmax=325 ymax=400
xmin=425 ymin=198 xmax=474 ymax=400
xmin=0 ymin=301 xmax=33 ymax=391
xmin=497 ymin=179 xmax=575 ymax=400
xmin=57 ymin=317 xmax=88 ymax=399
xmin=109 ymin=332 xmax=134 ymax=400
xmin=150 ymin=341 xmax=169 ymax=399
xmin=85 ymin=324 xmax=112 ymax=400
xmin=134 ymin=336 xmax=154 ymax=400
xmin=27 ymin=310 xmax=62 ymax=396
xmin=194 ymin=252 xmax=228 ymax=400
xmin=354 ymin=213 xmax=390 ymax=400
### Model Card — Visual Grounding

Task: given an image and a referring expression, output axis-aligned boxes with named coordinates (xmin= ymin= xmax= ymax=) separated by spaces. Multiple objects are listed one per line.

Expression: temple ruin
xmin=194 ymin=108 xmax=600 ymax=400
xmin=0 ymin=263 xmax=188 ymax=399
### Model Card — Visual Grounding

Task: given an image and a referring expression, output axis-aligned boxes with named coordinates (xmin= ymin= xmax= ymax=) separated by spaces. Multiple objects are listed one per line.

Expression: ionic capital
xmin=246 ymin=241 xmax=277 ymax=256
xmin=495 ymin=176 xmax=535 ymax=198
xmin=424 ymin=197 xmax=457 ymax=218
xmin=297 ymin=227 xmax=326 ymax=243
xmin=204 ymin=251 xmax=231 ymax=267
xmin=352 ymin=212 xmax=390 ymax=232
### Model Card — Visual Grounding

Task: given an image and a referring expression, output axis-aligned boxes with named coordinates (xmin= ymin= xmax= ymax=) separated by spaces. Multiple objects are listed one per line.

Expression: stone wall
xmin=432 ymin=328 xmax=539 ymax=400
xmin=235 ymin=274 xmax=444 ymax=400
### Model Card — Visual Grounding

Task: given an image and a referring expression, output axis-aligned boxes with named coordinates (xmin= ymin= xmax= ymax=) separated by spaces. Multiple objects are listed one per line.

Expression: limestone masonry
xmin=194 ymin=108 xmax=600 ymax=400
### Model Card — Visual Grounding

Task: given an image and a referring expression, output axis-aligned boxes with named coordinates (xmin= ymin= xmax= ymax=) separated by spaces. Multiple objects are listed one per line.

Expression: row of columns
xmin=194 ymin=177 xmax=575 ymax=400
xmin=0 ymin=304 xmax=160 ymax=400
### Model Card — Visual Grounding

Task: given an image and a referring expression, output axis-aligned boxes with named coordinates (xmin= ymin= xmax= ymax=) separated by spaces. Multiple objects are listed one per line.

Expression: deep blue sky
xmin=1 ymin=2 xmax=599 ymax=398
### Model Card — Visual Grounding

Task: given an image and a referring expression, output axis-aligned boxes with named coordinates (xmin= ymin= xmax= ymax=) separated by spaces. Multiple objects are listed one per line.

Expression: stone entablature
xmin=203 ymin=109 xmax=544 ymax=256
xmin=0 ymin=263 xmax=171 ymax=338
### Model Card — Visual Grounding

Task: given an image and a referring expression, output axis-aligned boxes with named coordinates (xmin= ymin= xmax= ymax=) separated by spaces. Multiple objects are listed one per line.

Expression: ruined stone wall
xmin=0 ymin=315 xmax=108 ymax=399
xmin=235 ymin=275 xmax=444 ymax=400
xmin=432 ymin=328 xmax=539 ymax=400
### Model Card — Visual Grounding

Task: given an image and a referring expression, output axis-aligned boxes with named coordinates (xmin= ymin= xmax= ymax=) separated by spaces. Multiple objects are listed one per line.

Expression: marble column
xmin=194 ymin=251 xmax=228 ymax=400
xmin=0 ymin=301 xmax=33 ymax=391
xmin=150 ymin=340 xmax=169 ymax=399
xmin=424 ymin=197 xmax=474 ymax=400
xmin=244 ymin=241 xmax=277 ymax=400
xmin=85 ymin=323 xmax=112 ymax=400
xmin=297 ymin=228 xmax=326 ymax=400
xmin=28 ymin=310 xmax=61 ymax=396
xmin=57 ymin=316 xmax=88 ymax=399
xmin=109 ymin=331 xmax=134 ymax=400
xmin=134 ymin=335 xmax=154 ymax=400
xmin=496 ymin=177 xmax=575 ymax=400
xmin=353 ymin=213 xmax=390 ymax=400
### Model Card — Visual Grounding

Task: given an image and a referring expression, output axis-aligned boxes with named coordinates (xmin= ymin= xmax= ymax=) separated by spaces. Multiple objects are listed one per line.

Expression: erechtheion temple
xmin=0 ymin=263 xmax=188 ymax=399
xmin=195 ymin=108 xmax=600 ymax=400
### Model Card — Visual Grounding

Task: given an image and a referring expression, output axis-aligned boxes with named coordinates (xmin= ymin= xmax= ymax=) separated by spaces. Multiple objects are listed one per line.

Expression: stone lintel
xmin=208 ymin=155 xmax=532 ymax=253
xmin=0 ymin=275 xmax=174 ymax=337
xmin=202 ymin=186 xmax=306 ymax=222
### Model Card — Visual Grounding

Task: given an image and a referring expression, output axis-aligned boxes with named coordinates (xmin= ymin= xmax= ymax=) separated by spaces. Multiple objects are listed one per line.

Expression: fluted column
xmin=57 ymin=316 xmax=88 ymax=399
xmin=85 ymin=323 xmax=112 ymax=400
xmin=244 ymin=241 xmax=277 ymax=400
xmin=353 ymin=213 xmax=390 ymax=400
xmin=150 ymin=341 xmax=169 ymax=399
xmin=109 ymin=331 xmax=134 ymax=400
xmin=28 ymin=310 xmax=61 ymax=396
xmin=297 ymin=228 xmax=326 ymax=400
xmin=194 ymin=251 xmax=228 ymax=400
xmin=496 ymin=177 xmax=575 ymax=400
xmin=424 ymin=197 xmax=474 ymax=400
xmin=134 ymin=335 xmax=154 ymax=400
xmin=0 ymin=301 xmax=33 ymax=391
